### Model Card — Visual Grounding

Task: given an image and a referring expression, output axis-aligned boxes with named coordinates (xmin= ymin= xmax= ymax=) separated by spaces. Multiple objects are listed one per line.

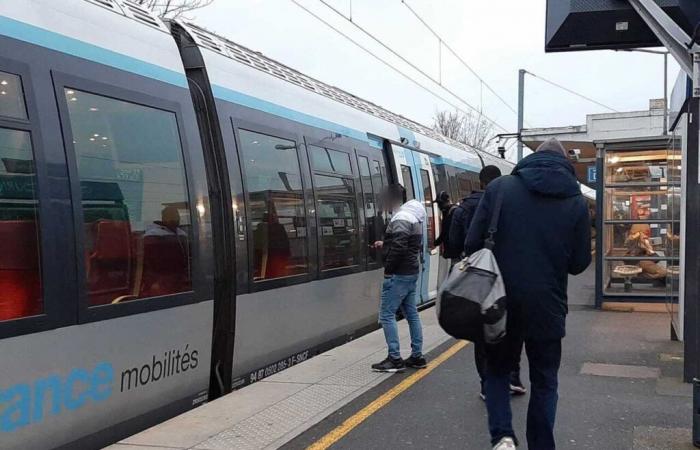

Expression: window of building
xmin=420 ymin=169 xmax=435 ymax=248
xmin=64 ymin=89 xmax=192 ymax=306
xmin=602 ymin=147 xmax=679 ymax=297
xmin=0 ymin=71 xmax=27 ymax=120
xmin=0 ymin=127 xmax=42 ymax=321
xmin=401 ymin=165 xmax=415 ymax=200
xmin=239 ymin=130 xmax=308 ymax=281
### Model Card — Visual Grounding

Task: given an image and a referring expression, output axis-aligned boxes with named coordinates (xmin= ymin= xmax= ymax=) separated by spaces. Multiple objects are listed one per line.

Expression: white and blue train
xmin=0 ymin=1 xmax=519 ymax=448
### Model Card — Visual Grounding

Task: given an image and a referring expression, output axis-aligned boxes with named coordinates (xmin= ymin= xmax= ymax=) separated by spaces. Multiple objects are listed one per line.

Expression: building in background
xmin=520 ymin=92 xmax=686 ymax=340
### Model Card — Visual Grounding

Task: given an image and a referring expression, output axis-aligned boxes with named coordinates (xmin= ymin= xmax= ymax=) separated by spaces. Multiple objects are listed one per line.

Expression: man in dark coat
xmin=450 ymin=165 xmax=526 ymax=401
xmin=433 ymin=191 xmax=461 ymax=262
xmin=451 ymin=165 xmax=502 ymax=259
xmin=465 ymin=138 xmax=591 ymax=450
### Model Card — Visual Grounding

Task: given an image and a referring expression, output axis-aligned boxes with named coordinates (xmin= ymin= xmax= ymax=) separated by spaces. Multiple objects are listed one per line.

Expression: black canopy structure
xmin=545 ymin=0 xmax=700 ymax=52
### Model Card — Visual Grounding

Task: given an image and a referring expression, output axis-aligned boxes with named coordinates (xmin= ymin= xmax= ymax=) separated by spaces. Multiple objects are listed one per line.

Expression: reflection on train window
xmin=457 ymin=172 xmax=476 ymax=199
xmin=371 ymin=160 xmax=387 ymax=225
xmin=358 ymin=156 xmax=378 ymax=263
xmin=401 ymin=165 xmax=415 ymax=200
xmin=0 ymin=128 xmax=42 ymax=321
xmin=64 ymin=89 xmax=192 ymax=306
xmin=0 ymin=71 xmax=27 ymax=120
xmin=314 ymin=175 xmax=359 ymax=270
xmin=238 ymin=129 xmax=308 ymax=281
xmin=309 ymin=146 xmax=352 ymax=175
xmin=420 ymin=169 xmax=435 ymax=248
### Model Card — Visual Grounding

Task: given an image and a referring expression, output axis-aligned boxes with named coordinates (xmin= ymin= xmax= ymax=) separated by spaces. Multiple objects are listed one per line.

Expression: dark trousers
xmin=474 ymin=338 xmax=523 ymax=383
xmin=484 ymin=336 xmax=562 ymax=449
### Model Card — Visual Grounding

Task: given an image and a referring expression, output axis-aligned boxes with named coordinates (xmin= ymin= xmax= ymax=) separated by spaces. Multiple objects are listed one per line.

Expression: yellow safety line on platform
xmin=306 ymin=340 xmax=469 ymax=450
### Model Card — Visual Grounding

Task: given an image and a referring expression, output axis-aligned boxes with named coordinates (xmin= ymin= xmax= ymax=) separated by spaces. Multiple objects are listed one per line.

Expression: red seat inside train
xmin=141 ymin=234 xmax=190 ymax=297
xmin=86 ymin=219 xmax=132 ymax=305
xmin=0 ymin=220 xmax=42 ymax=321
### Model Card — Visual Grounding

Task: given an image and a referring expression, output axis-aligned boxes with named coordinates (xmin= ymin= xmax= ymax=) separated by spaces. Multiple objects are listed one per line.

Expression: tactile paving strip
xmin=319 ymin=351 xmax=389 ymax=386
xmin=194 ymin=383 xmax=359 ymax=450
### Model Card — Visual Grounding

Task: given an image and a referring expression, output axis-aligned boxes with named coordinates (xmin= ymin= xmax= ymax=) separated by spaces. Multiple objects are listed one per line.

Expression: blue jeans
xmin=485 ymin=337 xmax=561 ymax=449
xmin=379 ymin=274 xmax=423 ymax=359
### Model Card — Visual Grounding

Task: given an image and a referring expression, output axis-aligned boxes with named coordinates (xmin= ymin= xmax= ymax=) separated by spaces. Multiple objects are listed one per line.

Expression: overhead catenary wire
xmin=289 ymin=0 xmax=492 ymax=134
xmin=309 ymin=0 xmax=509 ymax=132
xmin=400 ymin=0 xmax=531 ymax=127
xmin=525 ymin=71 xmax=619 ymax=113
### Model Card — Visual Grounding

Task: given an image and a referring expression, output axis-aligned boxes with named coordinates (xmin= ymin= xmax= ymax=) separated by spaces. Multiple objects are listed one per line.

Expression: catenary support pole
xmin=518 ymin=69 xmax=525 ymax=161
xmin=664 ymin=52 xmax=668 ymax=134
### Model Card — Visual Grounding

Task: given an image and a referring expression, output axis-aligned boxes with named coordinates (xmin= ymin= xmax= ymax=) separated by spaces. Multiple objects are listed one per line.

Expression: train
xmin=0 ymin=1 xmax=589 ymax=448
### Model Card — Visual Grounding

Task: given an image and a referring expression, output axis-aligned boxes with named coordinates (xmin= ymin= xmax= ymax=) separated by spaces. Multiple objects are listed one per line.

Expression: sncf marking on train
xmin=0 ymin=362 xmax=113 ymax=432
xmin=120 ymin=345 xmax=199 ymax=392
xmin=248 ymin=350 xmax=309 ymax=384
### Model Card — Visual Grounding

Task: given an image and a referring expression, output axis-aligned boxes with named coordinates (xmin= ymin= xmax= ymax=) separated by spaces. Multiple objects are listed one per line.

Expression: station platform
xmin=108 ymin=267 xmax=693 ymax=450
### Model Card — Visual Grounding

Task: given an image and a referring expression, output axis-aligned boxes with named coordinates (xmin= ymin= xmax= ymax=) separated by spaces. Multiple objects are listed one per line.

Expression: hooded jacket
xmin=450 ymin=190 xmax=484 ymax=258
xmin=465 ymin=149 xmax=591 ymax=340
xmin=384 ymin=199 xmax=426 ymax=276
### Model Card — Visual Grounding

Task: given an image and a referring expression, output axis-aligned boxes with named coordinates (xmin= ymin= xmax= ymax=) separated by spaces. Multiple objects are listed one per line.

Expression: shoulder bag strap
xmin=484 ymin=178 xmax=507 ymax=250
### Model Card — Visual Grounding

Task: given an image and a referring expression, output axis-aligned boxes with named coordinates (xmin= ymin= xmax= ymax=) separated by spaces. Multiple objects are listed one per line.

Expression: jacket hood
xmin=513 ymin=150 xmax=581 ymax=198
xmin=460 ymin=190 xmax=483 ymax=205
xmin=396 ymin=199 xmax=426 ymax=222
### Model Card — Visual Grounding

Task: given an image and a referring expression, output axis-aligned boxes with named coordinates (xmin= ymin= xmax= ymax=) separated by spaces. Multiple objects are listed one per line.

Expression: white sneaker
xmin=493 ymin=437 xmax=516 ymax=450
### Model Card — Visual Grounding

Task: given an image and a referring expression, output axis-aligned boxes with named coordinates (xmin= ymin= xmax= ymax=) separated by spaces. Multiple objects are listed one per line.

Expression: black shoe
xmin=509 ymin=373 xmax=527 ymax=395
xmin=404 ymin=355 xmax=428 ymax=369
xmin=371 ymin=357 xmax=406 ymax=373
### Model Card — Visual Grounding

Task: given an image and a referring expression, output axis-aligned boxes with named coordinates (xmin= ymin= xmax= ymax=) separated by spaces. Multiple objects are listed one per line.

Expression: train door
xmin=390 ymin=145 xmax=439 ymax=303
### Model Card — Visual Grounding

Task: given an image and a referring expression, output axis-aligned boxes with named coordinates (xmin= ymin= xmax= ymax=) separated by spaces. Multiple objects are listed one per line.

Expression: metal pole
xmin=664 ymin=52 xmax=669 ymax=135
xmin=518 ymin=69 xmax=525 ymax=161
xmin=438 ymin=38 xmax=442 ymax=85
xmin=694 ymin=52 xmax=700 ymax=98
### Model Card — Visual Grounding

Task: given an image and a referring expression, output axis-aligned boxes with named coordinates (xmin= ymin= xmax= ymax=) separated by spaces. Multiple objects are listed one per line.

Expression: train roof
xmin=0 ymin=0 xmax=187 ymax=86
xmin=174 ymin=20 xmax=512 ymax=173
xmin=1 ymin=0 xmax=517 ymax=176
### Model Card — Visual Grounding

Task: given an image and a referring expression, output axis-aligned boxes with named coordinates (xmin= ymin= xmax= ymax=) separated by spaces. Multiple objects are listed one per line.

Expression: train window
xmin=457 ymin=172 xmax=474 ymax=198
xmin=358 ymin=156 xmax=378 ymax=262
xmin=371 ymin=160 xmax=388 ymax=231
xmin=0 ymin=128 xmax=42 ymax=321
xmin=309 ymin=146 xmax=352 ymax=175
xmin=401 ymin=165 xmax=415 ymax=200
xmin=63 ymin=89 xmax=192 ymax=306
xmin=420 ymin=169 xmax=435 ymax=248
xmin=313 ymin=174 xmax=359 ymax=270
xmin=238 ymin=130 xmax=308 ymax=281
xmin=0 ymin=71 xmax=27 ymax=120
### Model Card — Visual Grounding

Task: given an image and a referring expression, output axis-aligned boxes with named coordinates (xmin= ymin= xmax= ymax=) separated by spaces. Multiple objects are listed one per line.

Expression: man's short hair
xmin=386 ymin=184 xmax=407 ymax=204
xmin=479 ymin=165 xmax=502 ymax=186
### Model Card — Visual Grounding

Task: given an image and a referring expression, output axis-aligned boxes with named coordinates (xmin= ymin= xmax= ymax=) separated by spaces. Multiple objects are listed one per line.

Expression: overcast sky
xmin=192 ymin=0 xmax=681 ymax=156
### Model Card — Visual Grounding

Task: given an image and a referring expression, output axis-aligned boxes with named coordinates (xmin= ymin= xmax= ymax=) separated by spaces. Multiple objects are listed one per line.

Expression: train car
xmin=0 ymin=1 xmax=513 ymax=448
xmin=168 ymin=20 xmax=512 ymax=392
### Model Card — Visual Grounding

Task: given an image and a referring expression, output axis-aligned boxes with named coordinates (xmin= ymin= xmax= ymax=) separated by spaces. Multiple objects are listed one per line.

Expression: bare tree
xmin=137 ymin=0 xmax=214 ymax=19
xmin=433 ymin=108 xmax=495 ymax=151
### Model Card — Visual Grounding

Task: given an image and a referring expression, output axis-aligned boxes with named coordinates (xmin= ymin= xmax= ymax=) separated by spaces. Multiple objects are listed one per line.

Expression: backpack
xmin=439 ymin=205 xmax=461 ymax=259
xmin=436 ymin=187 xmax=507 ymax=344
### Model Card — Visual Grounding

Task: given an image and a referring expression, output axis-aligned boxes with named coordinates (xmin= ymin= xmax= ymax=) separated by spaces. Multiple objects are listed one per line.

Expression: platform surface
xmin=110 ymin=265 xmax=692 ymax=450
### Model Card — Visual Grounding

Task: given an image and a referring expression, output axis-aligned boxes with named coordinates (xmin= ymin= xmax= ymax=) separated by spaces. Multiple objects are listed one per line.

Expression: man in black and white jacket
xmin=371 ymin=184 xmax=427 ymax=373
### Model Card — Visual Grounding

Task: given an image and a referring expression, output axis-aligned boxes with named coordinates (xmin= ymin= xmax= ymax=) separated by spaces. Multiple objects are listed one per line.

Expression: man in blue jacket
xmin=465 ymin=139 xmax=591 ymax=450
